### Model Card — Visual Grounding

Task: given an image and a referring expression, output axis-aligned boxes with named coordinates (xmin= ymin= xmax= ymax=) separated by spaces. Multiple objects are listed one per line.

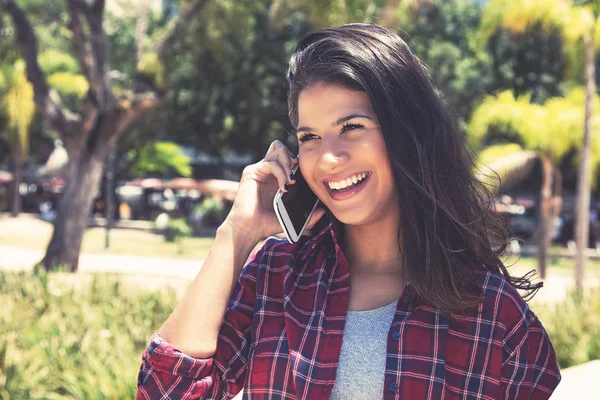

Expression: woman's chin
xmin=329 ymin=208 xmax=371 ymax=226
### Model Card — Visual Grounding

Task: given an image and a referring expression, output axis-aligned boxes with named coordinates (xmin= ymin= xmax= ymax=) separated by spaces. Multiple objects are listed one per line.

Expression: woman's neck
xmin=341 ymin=214 xmax=403 ymax=275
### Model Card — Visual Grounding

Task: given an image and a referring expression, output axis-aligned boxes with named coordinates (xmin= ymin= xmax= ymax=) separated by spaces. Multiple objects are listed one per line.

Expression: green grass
xmin=0 ymin=225 xmax=215 ymax=260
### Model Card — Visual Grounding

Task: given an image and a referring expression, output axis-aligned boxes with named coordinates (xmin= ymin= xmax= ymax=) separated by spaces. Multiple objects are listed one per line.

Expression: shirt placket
xmin=319 ymin=242 xmax=350 ymax=399
xmin=382 ymin=288 xmax=412 ymax=400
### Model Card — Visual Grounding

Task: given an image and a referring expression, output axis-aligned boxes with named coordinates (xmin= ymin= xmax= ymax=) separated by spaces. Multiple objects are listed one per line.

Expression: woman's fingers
xmin=264 ymin=141 xmax=298 ymax=185
xmin=265 ymin=139 xmax=286 ymax=157
xmin=255 ymin=159 xmax=290 ymax=193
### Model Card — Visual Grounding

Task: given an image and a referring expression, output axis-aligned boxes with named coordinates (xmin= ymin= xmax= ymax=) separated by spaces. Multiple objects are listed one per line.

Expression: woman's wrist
xmin=218 ymin=218 xmax=260 ymax=251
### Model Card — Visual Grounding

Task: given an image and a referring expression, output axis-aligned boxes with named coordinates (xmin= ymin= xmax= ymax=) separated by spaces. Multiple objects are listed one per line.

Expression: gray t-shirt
xmin=330 ymin=300 xmax=398 ymax=399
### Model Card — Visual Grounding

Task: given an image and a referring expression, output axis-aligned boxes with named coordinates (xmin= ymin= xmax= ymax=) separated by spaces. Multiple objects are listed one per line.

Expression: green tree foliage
xmin=153 ymin=0 xmax=571 ymax=161
xmin=0 ymin=4 xmax=68 ymax=166
xmin=269 ymin=0 xmax=388 ymax=28
xmin=469 ymin=88 xmax=600 ymax=187
xmin=480 ymin=0 xmax=600 ymax=87
xmin=155 ymin=0 xmax=476 ymax=158
xmin=1 ymin=60 xmax=35 ymax=163
xmin=156 ymin=1 xmax=310 ymax=159
xmin=485 ymin=26 xmax=566 ymax=104
xmin=400 ymin=0 xmax=569 ymax=123
xmin=128 ymin=141 xmax=192 ymax=178
xmin=1 ymin=0 xmax=573 ymax=173
xmin=0 ymin=58 xmax=35 ymax=224
xmin=104 ymin=5 xmax=168 ymax=95
xmin=38 ymin=49 xmax=80 ymax=75
xmin=38 ymin=50 xmax=89 ymax=107
xmin=4 ymin=0 xmax=72 ymax=54
xmin=397 ymin=0 xmax=494 ymax=124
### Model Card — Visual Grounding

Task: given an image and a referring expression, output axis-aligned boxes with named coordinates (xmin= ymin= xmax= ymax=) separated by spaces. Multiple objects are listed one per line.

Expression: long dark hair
xmin=286 ymin=23 xmax=540 ymax=313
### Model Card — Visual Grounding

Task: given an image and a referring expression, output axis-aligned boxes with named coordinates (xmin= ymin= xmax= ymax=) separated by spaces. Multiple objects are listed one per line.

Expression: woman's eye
xmin=297 ymin=123 xmax=363 ymax=142
xmin=341 ymin=123 xmax=364 ymax=133
xmin=298 ymin=134 xmax=319 ymax=142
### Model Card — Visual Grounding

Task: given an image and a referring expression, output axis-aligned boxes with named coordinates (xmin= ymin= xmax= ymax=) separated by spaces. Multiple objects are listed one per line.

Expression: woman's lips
xmin=324 ymin=173 xmax=370 ymax=201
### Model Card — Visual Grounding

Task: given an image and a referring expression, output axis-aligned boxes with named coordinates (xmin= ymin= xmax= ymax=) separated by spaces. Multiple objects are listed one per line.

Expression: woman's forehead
xmin=297 ymin=83 xmax=375 ymax=125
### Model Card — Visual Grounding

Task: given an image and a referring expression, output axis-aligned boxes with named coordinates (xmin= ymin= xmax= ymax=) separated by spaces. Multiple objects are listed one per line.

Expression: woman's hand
xmin=223 ymin=140 xmax=325 ymax=243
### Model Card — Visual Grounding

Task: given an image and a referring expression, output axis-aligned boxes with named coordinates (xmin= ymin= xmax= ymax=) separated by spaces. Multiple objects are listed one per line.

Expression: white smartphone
xmin=273 ymin=164 xmax=320 ymax=243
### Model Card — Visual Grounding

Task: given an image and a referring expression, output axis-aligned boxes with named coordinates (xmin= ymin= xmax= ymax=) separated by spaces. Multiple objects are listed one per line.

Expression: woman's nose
xmin=317 ymin=136 xmax=349 ymax=170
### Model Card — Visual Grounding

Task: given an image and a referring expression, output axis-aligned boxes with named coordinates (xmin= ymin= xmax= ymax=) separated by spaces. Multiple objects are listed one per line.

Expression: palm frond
xmin=468 ymin=88 xmax=600 ymax=188
xmin=476 ymin=147 xmax=539 ymax=195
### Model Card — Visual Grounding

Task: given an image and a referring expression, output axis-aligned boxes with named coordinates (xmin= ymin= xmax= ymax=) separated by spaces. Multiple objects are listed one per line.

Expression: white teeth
xmin=327 ymin=172 xmax=368 ymax=190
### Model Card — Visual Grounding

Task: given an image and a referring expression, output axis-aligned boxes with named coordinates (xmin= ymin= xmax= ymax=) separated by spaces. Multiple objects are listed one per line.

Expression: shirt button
xmin=392 ymin=331 xmax=400 ymax=341
xmin=389 ymin=382 xmax=399 ymax=392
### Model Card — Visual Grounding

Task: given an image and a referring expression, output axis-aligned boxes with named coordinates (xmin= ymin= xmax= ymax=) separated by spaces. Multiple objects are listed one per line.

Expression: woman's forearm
xmin=156 ymin=220 xmax=258 ymax=358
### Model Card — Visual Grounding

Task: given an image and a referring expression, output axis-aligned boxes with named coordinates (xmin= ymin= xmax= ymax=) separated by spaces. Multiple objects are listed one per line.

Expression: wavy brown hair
xmin=286 ymin=23 xmax=540 ymax=313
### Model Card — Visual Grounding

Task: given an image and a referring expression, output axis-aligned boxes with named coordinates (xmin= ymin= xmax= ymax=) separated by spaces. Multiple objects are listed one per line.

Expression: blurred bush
xmin=193 ymin=195 xmax=231 ymax=229
xmin=534 ymin=289 xmax=600 ymax=369
xmin=164 ymin=218 xmax=191 ymax=242
xmin=0 ymin=270 xmax=177 ymax=399
xmin=163 ymin=218 xmax=192 ymax=256
xmin=128 ymin=141 xmax=192 ymax=179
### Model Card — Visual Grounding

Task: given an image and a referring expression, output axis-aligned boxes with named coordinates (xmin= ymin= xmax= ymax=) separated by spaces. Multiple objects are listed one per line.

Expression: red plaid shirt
xmin=136 ymin=221 xmax=561 ymax=399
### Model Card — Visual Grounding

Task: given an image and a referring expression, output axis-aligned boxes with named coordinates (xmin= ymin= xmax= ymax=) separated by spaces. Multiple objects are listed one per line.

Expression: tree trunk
xmin=42 ymin=147 xmax=106 ymax=272
xmin=10 ymin=144 xmax=22 ymax=217
xmin=40 ymin=105 xmax=156 ymax=271
xmin=574 ymin=35 xmax=595 ymax=290
xmin=537 ymin=155 xmax=554 ymax=279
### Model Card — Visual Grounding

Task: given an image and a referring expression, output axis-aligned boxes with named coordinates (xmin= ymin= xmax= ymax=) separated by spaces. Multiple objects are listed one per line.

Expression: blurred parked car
xmin=115 ymin=178 xmax=238 ymax=222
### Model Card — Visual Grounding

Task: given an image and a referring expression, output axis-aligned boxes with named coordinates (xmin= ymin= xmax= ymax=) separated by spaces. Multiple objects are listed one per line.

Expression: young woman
xmin=136 ymin=24 xmax=561 ymax=399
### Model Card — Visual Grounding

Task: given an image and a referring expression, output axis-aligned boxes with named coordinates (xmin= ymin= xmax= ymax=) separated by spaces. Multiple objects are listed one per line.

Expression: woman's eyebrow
xmin=294 ymin=113 xmax=373 ymax=135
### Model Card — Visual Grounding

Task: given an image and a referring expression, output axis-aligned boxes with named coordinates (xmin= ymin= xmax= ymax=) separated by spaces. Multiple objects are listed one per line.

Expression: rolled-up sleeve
xmin=136 ymin=334 xmax=216 ymax=399
xmin=501 ymin=312 xmax=561 ymax=400
xmin=136 ymin=238 xmax=276 ymax=400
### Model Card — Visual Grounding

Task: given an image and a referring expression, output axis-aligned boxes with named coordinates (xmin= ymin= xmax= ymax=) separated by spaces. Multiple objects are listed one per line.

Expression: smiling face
xmin=296 ymin=82 xmax=400 ymax=227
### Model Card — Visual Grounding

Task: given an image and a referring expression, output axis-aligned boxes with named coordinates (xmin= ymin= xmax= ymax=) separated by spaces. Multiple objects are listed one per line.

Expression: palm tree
xmin=480 ymin=0 xmax=599 ymax=289
xmin=475 ymin=144 xmax=562 ymax=279
xmin=0 ymin=60 xmax=35 ymax=217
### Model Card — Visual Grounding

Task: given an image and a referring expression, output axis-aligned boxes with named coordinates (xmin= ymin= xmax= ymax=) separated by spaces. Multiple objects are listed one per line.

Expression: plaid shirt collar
xmin=300 ymin=213 xmax=343 ymax=260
